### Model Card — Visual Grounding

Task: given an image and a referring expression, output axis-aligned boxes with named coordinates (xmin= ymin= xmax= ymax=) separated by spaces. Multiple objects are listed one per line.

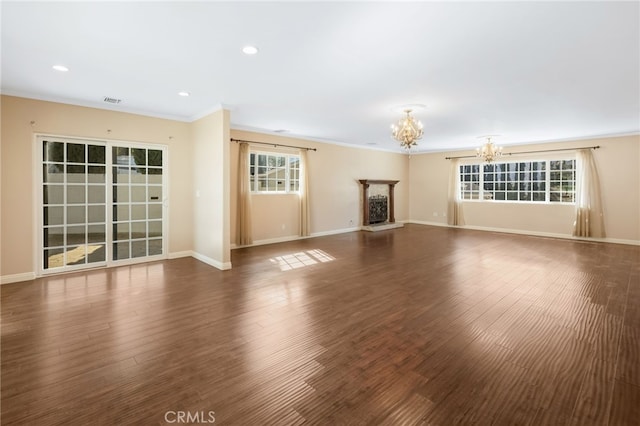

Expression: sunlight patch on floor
xmin=270 ymin=249 xmax=335 ymax=271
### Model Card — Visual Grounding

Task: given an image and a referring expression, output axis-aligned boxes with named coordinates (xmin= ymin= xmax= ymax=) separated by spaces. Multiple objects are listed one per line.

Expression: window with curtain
xmin=249 ymin=152 xmax=300 ymax=193
xmin=459 ymin=159 xmax=576 ymax=203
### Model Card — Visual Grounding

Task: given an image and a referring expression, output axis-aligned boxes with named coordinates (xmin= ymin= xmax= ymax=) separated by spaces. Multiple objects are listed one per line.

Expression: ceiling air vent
xmin=103 ymin=96 xmax=122 ymax=104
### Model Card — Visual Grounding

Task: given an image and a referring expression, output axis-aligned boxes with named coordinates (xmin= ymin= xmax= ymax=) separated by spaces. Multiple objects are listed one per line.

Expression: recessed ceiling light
xmin=274 ymin=129 xmax=290 ymax=133
xmin=242 ymin=45 xmax=259 ymax=55
xmin=52 ymin=65 xmax=69 ymax=72
xmin=178 ymin=91 xmax=190 ymax=97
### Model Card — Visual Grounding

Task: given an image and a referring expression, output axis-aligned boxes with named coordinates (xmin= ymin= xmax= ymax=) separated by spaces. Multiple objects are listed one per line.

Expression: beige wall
xmin=2 ymin=95 xmax=637 ymax=281
xmin=0 ymin=95 xmax=193 ymax=278
xmin=191 ymin=109 xmax=231 ymax=268
xmin=410 ymin=135 xmax=640 ymax=243
xmin=230 ymin=130 xmax=410 ymax=246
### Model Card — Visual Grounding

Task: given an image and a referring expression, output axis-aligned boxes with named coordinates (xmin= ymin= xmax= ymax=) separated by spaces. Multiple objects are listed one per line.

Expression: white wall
xmin=191 ymin=109 xmax=231 ymax=269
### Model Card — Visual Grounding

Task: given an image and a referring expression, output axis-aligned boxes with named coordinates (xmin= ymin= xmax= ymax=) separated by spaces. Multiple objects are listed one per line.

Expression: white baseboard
xmin=168 ymin=250 xmax=193 ymax=259
xmin=311 ymin=226 xmax=361 ymax=238
xmin=231 ymin=226 xmax=361 ymax=249
xmin=1 ymin=272 xmax=37 ymax=285
xmin=191 ymin=251 xmax=232 ymax=270
xmin=407 ymin=220 xmax=449 ymax=228
xmin=408 ymin=220 xmax=640 ymax=246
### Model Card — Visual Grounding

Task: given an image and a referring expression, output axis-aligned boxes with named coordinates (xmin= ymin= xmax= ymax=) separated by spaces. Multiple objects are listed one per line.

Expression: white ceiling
xmin=2 ymin=1 xmax=638 ymax=153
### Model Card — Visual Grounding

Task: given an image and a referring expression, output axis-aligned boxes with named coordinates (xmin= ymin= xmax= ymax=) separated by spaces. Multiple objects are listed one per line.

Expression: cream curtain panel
xmin=573 ymin=149 xmax=605 ymax=238
xmin=237 ymin=142 xmax=253 ymax=245
xmin=299 ymin=149 xmax=311 ymax=237
xmin=447 ymin=159 xmax=465 ymax=226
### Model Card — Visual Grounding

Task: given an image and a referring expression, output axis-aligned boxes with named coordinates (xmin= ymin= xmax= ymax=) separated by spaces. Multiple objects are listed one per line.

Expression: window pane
xmin=149 ymin=204 xmax=162 ymax=220
xmin=88 ymin=205 xmax=105 ymax=223
xmin=114 ymin=223 xmax=130 ymax=241
xmin=88 ymin=185 xmax=106 ymax=204
xmin=88 ymin=145 xmax=105 ymax=164
xmin=88 ymin=166 xmax=106 ymax=183
xmin=87 ymin=244 xmax=105 ymax=264
xmin=44 ymin=206 xmax=64 ymax=226
xmin=148 ymin=186 xmax=162 ymax=201
xmin=43 ymin=141 xmax=64 ymax=162
xmin=67 ymin=143 xmax=85 ymax=163
xmin=148 ymin=239 xmax=162 ymax=256
xmin=131 ymin=186 xmax=146 ymax=202
xmin=88 ymin=224 xmax=106 ymax=243
xmin=113 ymin=167 xmax=130 ymax=183
xmin=67 ymin=165 xmax=86 ymax=183
xmin=44 ymin=248 xmax=64 ymax=269
xmin=44 ymin=185 xmax=64 ymax=205
xmin=67 ymin=206 xmax=85 ymax=224
xmin=44 ymin=227 xmax=64 ymax=248
xmin=149 ymin=221 xmax=162 ymax=238
xmin=113 ymin=205 xmax=129 ymax=221
xmin=131 ymin=148 xmax=147 ymax=166
xmin=131 ymin=222 xmax=147 ymax=239
xmin=148 ymin=168 xmax=162 ymax=181
xmin=114 ymin=242 xmax=130 ymax=260
xmin=67 ymin=186 xmax=85 ymax=204
xmin=113 ymin=186 xmax=129 ymax=203
xmin=65 ymin=245 xmax=87 ymax=266
xmin=131 ymin=240 xmax=147 ymax=258
xmin=131 ymin=204 xmax=146 ymax=220
xmin=67 ymin=225 xmax=86 ymax=245
xmin=148 ymin=150 xmax=162 ymax=167
xmin=43 ymin=164 xmax=64 ymax=183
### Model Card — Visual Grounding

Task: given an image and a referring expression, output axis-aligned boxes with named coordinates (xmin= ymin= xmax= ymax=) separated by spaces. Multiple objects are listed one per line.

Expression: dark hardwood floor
xmin=2 ymin=224 xmax=639 ymax=425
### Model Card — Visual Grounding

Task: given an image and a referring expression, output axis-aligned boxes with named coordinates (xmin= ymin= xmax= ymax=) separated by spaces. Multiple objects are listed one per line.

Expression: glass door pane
xmin=41 ymin=138 xmax=165 ymax=273
xmin=112 ymin=146 xmax=164 ymax=262
xmin=42 ymin=140 xmax=106 ymax=270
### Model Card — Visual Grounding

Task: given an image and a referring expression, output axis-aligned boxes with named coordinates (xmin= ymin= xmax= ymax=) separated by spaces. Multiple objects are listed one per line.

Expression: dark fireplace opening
xmin=368 ymin=195 xmax=388 ymax=224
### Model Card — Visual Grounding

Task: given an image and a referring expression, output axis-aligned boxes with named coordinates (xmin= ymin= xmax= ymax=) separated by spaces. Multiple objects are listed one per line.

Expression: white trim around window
xmin=249 ymin=151 xmax=300 ymax=194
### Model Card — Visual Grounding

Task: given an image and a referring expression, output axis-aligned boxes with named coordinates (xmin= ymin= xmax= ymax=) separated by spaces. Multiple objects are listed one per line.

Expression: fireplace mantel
xmin=358 ymin=179 xmax=399 ymax=226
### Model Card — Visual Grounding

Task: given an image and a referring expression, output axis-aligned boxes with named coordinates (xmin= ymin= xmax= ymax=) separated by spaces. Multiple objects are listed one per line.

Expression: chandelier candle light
xmin=391 ymin=109 xmax=424 ymax=150
xmin=476 ymin=136 xmax=503 ymax=163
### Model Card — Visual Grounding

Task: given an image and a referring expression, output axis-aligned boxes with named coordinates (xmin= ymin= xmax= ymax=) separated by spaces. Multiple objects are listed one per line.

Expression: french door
xmin=39 ymin=136 xmax=167 ymax=274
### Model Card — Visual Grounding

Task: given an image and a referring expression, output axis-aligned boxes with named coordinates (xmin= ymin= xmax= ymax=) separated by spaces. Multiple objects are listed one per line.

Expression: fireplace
xmin=368 ymin=195 xmax=388 ymax=224
xmin=358 ymin=179 xmax=400 ymax=227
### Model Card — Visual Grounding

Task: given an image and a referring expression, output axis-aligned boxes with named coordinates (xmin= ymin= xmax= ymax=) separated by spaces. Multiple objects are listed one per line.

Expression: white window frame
xmin=459 ymin=155 xmax=576 ymax=204
xmin=34 ymin=134 xmax=169 ymax=276
xmin=249 ymin=151 xmax=300 ymax=194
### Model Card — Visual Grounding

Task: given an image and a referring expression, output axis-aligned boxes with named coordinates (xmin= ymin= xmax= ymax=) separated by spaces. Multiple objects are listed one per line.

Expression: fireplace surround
xmin=358 ymin=179 xmax=400 ymax=228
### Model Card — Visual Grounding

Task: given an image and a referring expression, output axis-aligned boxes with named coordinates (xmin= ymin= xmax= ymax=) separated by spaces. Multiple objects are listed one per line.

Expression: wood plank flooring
xmin=2 ymin=224 xmax=639 ymax=425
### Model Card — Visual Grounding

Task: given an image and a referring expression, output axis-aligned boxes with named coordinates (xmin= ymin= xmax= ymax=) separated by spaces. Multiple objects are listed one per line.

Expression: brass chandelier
xmin=391 ymin=109 xmax=424 ymax=149
xmin=476 ymin=136 xmax=503 ymax=163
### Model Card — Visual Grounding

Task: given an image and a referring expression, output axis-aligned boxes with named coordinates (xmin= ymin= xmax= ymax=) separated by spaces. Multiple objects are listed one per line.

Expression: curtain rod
xmin=445 ymin=145 xmax=600 ymax=160
xmin=231 ymin=138 xmax=317 ymax=152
